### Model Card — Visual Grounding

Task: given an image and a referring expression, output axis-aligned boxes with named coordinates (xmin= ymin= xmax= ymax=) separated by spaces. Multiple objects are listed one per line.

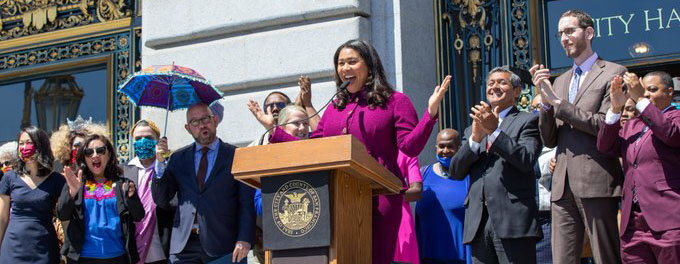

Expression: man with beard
xmin=530 ymin=9 xmax=626 ymax=264
xmin=451 ymin=66 xmax=542 ymax=263
xmin=152 ymin=103 xmax=255 ymax=263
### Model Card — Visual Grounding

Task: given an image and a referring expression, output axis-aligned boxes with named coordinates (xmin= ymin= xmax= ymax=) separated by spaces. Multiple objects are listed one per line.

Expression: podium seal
xmin=272 ymin=180 xmax=322 ymax=237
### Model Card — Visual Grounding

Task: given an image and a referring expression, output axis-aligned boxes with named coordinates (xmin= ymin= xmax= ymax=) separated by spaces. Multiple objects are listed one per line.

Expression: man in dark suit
xmin=530 ymin=9 xmax=625 ymax=264
xmin=122 ymin=120 xmax=175 ymax=264
xmin=598 ymin=71 xmax=680 ymax=264
xmin=152 ymin=103 xmax=255 ymax=263
xmin=451 ymin=66 xmax=542 ymax=263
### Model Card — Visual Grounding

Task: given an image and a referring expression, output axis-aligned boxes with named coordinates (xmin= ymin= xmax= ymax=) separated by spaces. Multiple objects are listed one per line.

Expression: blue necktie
xmin=569 ymin=67 xmax=582 ymax=103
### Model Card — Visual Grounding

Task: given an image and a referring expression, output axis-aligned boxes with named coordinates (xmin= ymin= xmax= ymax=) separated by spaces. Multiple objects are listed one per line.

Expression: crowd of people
xmin=0 ymin=8 xmax=679 ymax=264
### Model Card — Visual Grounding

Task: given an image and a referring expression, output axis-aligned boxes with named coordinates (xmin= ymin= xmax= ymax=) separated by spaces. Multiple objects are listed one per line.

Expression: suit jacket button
xmin=342 ymin=128 xmax=347 ymax=134
xmin=633 ymin=163 xmax=637 ymax=169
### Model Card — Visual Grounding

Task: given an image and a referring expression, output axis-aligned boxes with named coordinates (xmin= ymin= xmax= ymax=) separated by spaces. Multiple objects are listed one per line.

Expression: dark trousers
xmin=536 ymin=211 xmax=553 ymax=264
xmin=470 ymin=205 xmax=537 ymax=264
xmin=169 ymin=233 xmax=221 ymax=264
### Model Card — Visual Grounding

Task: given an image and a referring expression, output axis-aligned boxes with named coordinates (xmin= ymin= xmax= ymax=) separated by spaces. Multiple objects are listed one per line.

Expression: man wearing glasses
xmin=152 ymin=103 xmax=255 ymax=263
xmin=530 ymin=9 xmax=626 ymax=264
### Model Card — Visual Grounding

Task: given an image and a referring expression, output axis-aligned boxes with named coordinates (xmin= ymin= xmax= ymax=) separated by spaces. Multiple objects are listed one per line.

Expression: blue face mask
xmin=436 ymin=154 xmax=452 ymax=169
xmin=134 ymin=137 xmax=158 ymax=160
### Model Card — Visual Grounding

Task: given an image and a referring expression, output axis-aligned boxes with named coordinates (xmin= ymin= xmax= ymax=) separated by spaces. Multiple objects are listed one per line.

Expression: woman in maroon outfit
xmin=253 ymin=40 xmax=450 ymax=264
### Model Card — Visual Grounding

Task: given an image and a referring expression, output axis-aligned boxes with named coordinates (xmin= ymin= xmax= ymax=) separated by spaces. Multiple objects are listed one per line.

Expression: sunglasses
xmin=83 ymin=146 xmax=107 ymax=157
xmin=264 ymin=102 xmax=286 ymax=111
xmin=72 ymin=142 xmax=82 ymax=148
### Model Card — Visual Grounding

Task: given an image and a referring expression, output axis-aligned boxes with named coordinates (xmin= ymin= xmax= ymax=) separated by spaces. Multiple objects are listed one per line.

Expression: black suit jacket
xmin=152 ymin=139 xmax=255 ymax=257
xmin=121 ymin=160 xmax=176 ymax=258
xmin=450 ymin=107 xmax=542 ymax=243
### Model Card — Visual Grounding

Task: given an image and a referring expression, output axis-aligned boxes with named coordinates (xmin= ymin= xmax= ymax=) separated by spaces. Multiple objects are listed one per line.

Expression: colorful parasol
xmin=118 ymin=64 xmax=224 ymax=135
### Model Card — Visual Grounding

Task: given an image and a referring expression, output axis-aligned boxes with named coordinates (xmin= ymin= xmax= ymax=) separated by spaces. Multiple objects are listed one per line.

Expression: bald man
xmin=415 ymin=128 xmax=473 ymax=263
xmin=152 ymin=103 xmax=255 ymax=263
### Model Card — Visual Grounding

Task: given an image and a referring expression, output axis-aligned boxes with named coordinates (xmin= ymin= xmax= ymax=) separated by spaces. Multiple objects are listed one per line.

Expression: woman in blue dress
xmin=416 ymin=129 xmax=471 ymax=264
xmin=0 ymin=126 xmax=66 ymax=263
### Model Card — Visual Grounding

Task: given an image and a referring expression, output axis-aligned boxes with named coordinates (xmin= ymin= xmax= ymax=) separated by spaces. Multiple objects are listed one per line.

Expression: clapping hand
xmin=247 ymin=99 xmax=275 ymax=130
xmin=530 ymin=64 xmax=561 ymax=106
xmin=295 ymin=76 xmax=312 ymax=107
xmin=609 ymin=75 xmax=627 ymax=114
xmin=428 ymin=75 xmax=452 ymax=119
xmin=470 ymin=101 xmax=499 ymax=135
xmin=63 ymin=166 xmax=82 ymax=198
xmin=623 ymin=72 xmax=644 ymax=102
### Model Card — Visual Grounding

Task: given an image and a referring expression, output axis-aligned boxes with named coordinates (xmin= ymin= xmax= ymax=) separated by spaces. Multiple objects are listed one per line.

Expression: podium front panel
xmin=262 ymin=171 xmax=331 ymax=250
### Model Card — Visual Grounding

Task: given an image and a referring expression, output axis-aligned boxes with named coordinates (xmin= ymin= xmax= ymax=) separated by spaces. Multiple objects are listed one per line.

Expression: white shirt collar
xmin=128 ymin=156 xmax=144 ymax=169
xmin=498 ymin=105 xmax=513 ymax=123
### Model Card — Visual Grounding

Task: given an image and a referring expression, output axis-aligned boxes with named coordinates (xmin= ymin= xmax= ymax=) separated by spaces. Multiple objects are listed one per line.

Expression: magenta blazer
xmin=597 ymin=105 xmax=680 ymax=234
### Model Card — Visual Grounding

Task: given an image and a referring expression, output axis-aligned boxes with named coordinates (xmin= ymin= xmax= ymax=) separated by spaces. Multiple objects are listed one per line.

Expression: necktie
xmin=568 ymin=67 xmax=582 ymax=103
xmin=197 ymin=147 xmax=208 ymax=191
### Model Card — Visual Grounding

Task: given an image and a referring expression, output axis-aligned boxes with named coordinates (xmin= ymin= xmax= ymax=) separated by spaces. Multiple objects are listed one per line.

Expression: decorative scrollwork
xmin=453 ymin=0 xmax=487 ymax=29
xmin=509 ymin=0 xmax=533 ymax=110
xmin=0 ymin=32 xmax=135 ymax=163
xmin=96 ymin=0 xmax=128 ymax=22
xmin=0 ymin=36 xmax=116 ymax=69
xmin=0 ymin=0 xmax=131 ymax=41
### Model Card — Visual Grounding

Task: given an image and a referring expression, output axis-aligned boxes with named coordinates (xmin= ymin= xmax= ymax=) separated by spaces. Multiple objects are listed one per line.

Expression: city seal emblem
xmin=272 ymin=180 xmax=321 ymax=237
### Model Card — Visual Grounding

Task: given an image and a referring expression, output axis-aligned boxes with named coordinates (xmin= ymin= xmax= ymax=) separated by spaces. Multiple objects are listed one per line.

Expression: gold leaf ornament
xmin=47 ymin=5 xmax=57 ymax=22
xmin=22 ymin=10 xmax=33 ymax=29
xmin=33 ymin=8 xmax=46 ymax=30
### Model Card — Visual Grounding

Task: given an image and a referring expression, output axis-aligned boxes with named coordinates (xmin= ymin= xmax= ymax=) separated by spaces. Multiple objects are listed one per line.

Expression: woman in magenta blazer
xmin=262 ymin=39 xmax=451 ymax=264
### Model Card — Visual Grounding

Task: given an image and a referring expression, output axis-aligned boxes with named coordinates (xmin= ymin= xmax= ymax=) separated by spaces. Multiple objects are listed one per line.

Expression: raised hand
xmin=428 ymin=75 xmax=452 ymax=119
xmin=609 ymin=75 xmax=627 ymax=113
xmin=623 ymin=72 xmax=644 ymax=102
xmin=63 ymin=166 xmax=82 ymax=198
xmin=470 ymin=102 xmax=499 ymax=135
xmin=530 ymin=64 xmax=560 ymax=106
xmin=247 ymin=99 xmax=275 ymax=129
xmin=296 ymin=76 xmax=312 ymax=107
xmin=156 ymin=137 xmax=170 ymax=162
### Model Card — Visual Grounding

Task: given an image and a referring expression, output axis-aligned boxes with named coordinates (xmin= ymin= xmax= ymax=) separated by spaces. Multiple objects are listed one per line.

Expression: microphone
xmin=258 ymin=80 xmax=350 ymax=145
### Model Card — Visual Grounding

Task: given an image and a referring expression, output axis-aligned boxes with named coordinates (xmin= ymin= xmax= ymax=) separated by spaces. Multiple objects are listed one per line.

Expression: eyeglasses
xmin=188 ymin=115 xmax=214 ymax=127
xmin=264 ymin=102 xmax=286 ymax=111
xmin=84 ymin=146 xmax=107 ymax=157
xmin=72 ymin=142 xmax=82 ymax=148
xmin=555 ymin=26 xmax=584 ymax=39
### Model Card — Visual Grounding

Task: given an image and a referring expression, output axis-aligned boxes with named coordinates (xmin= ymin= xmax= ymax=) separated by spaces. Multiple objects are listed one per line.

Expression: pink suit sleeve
xmin=397 ymin=151 xmax=423 ymax=184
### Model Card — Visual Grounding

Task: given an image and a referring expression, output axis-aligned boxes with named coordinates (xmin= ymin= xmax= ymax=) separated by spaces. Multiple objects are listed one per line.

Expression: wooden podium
xmin=232 ymin=135 xmax=402 ymax=264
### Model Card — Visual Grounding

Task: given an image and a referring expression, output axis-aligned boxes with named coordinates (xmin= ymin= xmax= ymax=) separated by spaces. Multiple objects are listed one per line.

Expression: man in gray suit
xmin=530 ymin=9 xmax=625 ymax=264
xmin=451 ymin=66 xmax=542 ymax=263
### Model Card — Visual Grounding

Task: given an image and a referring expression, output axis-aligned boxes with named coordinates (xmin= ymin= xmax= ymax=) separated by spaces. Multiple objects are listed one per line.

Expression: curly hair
xmin=16 ymin=126 xmax=54 ymax=177
xmin=51 ymin=123 xmax=110 ymax=167
xmin=333 ymin=39 xmax=393 ymax=110
xmin=75 ymin=134 xmax=121 ymax=182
